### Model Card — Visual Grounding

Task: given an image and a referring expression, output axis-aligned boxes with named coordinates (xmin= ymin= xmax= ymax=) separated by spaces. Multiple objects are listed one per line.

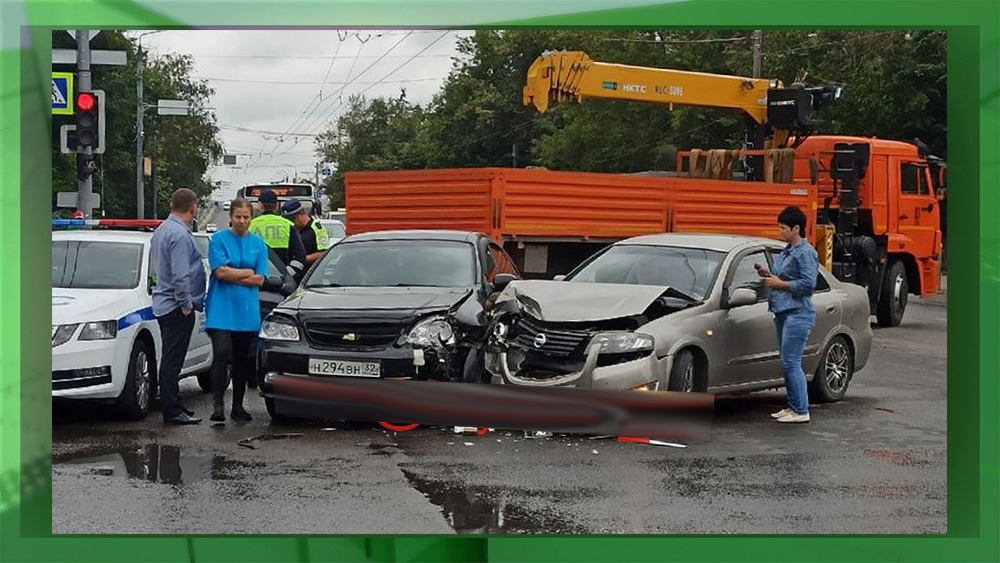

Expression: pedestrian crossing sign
xmin=52 ymin=72 xmax=74 ymax=115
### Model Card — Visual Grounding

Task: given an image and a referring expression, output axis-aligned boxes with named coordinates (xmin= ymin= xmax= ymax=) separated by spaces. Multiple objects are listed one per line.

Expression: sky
xmin=134 ymin=29 xmax=472 ymax=200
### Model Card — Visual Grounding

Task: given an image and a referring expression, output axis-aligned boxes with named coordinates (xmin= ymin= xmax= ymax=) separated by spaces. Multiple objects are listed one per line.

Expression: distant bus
xmin=235 ymin=183 xmax=322 ymax=217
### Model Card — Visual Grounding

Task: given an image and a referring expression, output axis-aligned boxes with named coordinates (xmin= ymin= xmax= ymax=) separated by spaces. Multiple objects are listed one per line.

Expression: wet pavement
xmin=52 ymin=288 xmax=946 ymax=534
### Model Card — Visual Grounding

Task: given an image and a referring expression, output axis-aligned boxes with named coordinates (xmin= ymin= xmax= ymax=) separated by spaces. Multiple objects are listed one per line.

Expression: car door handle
xmin=826 ymin=306 xmax=837 ymax=314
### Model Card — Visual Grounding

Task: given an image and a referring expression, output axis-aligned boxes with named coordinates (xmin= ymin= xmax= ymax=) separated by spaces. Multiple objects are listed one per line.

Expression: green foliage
xmin=313 ymin=29 xmax=946 ymax=193
xmin=51 ymin=31 xmax=223 ymax=219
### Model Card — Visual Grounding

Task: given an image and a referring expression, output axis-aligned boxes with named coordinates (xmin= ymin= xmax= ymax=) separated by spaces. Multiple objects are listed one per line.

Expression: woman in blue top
xmin=205 ymin=198 xmax=270 ymax=422
xmin=755 ymin=206 xmax=819 ymax=424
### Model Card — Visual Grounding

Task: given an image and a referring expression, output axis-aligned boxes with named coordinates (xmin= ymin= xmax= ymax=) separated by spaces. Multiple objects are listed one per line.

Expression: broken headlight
xmin=406 ymin=316 xmax=456 ymax=348
xmin=590 ymin=332 xmax=654 ymax=355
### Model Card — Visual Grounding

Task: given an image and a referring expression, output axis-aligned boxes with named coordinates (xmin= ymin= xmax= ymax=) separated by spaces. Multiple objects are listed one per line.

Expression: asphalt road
xmin=52 ymin=286 xmax=947 ymax=535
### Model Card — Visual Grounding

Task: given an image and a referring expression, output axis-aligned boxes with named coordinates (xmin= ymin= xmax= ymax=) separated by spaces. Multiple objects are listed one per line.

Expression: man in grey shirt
xmin=151 ymin=188 xmax=207 ymax=424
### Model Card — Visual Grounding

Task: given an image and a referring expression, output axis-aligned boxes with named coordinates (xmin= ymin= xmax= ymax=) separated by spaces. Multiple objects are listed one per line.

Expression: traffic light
xmin=75 ymin=92 xmax=100 ymax=150
xmin=76 ymin=152 xmax=95 ymax=181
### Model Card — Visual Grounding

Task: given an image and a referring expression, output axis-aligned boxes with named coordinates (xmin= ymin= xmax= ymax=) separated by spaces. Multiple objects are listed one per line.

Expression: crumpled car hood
xmin=493 ymin=280 xmax=670 ymax=323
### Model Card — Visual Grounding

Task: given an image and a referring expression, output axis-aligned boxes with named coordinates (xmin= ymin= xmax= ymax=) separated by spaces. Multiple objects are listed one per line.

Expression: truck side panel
xmin=500 ymin=169 xmax=667 ymax=239
xmin=665 ymin=179 xmax=817 ymax=242
xmin=344 ymin=169 xmax=494 ymax=236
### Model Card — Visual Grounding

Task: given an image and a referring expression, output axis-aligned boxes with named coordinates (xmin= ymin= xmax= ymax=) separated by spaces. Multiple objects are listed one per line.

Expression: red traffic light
xmin=76 ymin=92 xmax=96 ymax=112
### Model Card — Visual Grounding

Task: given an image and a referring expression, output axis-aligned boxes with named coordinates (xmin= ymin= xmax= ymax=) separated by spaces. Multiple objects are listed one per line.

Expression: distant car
xmin=316 ymin=219 xmax=346 ymax=244
xmin=222 ymin=201 xmax=231 ymax=211
xmin=52 ymin=230 xmax=213 ymax=419
xmin=205 ymin=223 xmax=218 ymax=233
xmin=256 ymin=230 xmax=520 ymax=420
xmin=486 ymin=233 xmax=874 ymax=403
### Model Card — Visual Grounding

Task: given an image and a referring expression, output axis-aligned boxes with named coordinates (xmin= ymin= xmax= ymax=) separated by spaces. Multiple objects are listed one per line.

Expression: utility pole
xmin=315 ymin=162 xmax=320 ymax=187
xmin=752 ymin=30 xmax=762 ymax=78
xmin=135 ymin=40 xmax=145 ymax=219
xmin=76 ymin=31 xmax=94 ymax=219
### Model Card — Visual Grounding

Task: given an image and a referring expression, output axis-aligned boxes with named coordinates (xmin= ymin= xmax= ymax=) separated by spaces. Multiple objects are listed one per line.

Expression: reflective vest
xmin=249 ymin=213 xmax=294 ymax=249
xmin=310 ymin=220 xmax=332 ymax=251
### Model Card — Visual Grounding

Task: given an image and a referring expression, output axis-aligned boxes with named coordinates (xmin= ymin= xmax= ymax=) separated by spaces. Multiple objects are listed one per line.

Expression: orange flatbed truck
xmin=345 ymin=132 xmax=942 ymax=328
xmin=344 ymin=51 xmax=943 ymax=328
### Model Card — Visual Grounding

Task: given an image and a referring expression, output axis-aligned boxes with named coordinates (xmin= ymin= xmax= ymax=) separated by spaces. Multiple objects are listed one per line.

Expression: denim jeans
xmin=775 ymin=309 xmax=815 ymax=415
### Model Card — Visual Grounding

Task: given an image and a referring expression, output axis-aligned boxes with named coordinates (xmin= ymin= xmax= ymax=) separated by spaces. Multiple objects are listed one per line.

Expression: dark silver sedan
xmin=486 ymin=233 xmax=873 ymax=403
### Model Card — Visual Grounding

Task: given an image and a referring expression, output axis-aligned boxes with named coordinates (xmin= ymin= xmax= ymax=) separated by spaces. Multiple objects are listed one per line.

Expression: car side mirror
xmin=264 ymin=275 xmax=284 ymax=291
xmin=727 ymin=287 xmax=758 ymax=308
xmin=280 ymin=277 xmax=298 ymax=296
xmin=493 ymin=273 xmax=517 ymax=292
xmin=553 ymin=274 xmax=566 ymax=282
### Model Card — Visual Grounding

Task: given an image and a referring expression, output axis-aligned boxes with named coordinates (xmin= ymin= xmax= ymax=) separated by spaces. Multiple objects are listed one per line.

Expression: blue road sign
xmin=52 ymin=72 xmax=74 ymax=115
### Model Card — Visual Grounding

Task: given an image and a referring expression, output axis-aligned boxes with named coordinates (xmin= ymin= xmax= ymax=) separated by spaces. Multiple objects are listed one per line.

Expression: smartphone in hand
xmin=754 ymin=263 xmax=770 ymax=277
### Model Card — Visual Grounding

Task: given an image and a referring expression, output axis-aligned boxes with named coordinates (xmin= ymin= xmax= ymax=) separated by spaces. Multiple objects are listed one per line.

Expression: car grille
xmin=303 ymin=320 xmax=404 ymax=349
xmin=52 ymin=367 xmax=112 ymax=390
xmin=511 ymin=317 xmax=590 ymax=357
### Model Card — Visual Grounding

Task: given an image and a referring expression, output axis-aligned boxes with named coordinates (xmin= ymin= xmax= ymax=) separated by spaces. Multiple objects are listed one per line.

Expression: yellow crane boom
xmin=523 ymin=50 xmax=843 ymax=157
xmin=523 ymin=50 xmax=779 ymax=124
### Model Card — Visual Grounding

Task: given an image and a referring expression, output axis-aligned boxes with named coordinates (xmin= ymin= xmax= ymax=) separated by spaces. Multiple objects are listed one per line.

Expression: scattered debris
xmin=321 ymin=427 xmax=337 ymax=431
xmin=237 ymin=433 xmax=304 ymax=450
xmin=463 ymin=442 xmax=474 ymax=447
xmin=875 ymin=407 xmax=901 ymax=414
xmin=588 ymin=435 xmax=615 ymax=440
xmin=617 ymin=437 xmax=687 ymax=449
xmin=591 ymin=449 xmax=599 ymax=455
xmin=524 ymin=430 xmax=553 ymax=439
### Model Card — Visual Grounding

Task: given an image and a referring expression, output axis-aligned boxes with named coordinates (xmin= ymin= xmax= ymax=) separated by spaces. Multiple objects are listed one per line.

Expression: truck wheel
xmin=117 ymin=340 xmax=153 ymax=420
xmin=877 ymin=260 xmax=908 ymax=327
xmin=808 ymin=335 xmax=853 ymax=403
xmin=667 ymin=349 xmax=696 ymax=392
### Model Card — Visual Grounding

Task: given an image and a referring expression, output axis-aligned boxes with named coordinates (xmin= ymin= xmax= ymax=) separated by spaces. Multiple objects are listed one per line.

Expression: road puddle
xmin=55 ymin=443 xmax=263 ymax=485
xmin=401 ymin=469 xmax=588 ymax=534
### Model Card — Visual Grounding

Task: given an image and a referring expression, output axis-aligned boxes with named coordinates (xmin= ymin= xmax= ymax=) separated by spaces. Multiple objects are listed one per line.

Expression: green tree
xmin=51 ymin=31 xmax=223 ymax=219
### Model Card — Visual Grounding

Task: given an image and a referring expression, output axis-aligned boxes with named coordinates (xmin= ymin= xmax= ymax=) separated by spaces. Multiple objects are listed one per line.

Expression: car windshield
xmin=193 ymin=235 xmax=210 ymax=259
xmin=321 ymin=221 xmax=346 ymax=238
xmin=305 ymin=240 xmax=476 ymax=288
xmin=566 ymin=244 xmax=726 ymax=300
xmin=52 ymin=240 xmax=143 ymax=289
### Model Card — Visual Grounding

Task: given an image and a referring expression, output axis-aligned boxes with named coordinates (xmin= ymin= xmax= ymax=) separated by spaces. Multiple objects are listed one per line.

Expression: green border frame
xmin=1 ymin=1 xmax=996 ymax=562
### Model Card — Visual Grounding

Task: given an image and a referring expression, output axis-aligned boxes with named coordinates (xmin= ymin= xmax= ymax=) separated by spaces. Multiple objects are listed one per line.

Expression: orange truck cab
xmin=792 ymin=136 xmax=944 ymax=326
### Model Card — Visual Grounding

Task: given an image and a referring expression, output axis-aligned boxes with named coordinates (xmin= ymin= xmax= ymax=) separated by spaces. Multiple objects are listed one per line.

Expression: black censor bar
xmin=265 ymin=375 xmax=715 ymax=441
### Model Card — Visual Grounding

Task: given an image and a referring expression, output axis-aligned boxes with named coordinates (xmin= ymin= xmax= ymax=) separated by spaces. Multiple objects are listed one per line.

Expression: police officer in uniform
xmin=249 ymin=188 xmax=307 ymax=280
xmin=281 ymin=199 xmax=331 ymax=267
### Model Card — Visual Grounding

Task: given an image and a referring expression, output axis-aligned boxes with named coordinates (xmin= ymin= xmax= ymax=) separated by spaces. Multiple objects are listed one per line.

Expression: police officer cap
xmin=259 ymin=188 xmax=278 ymax=204
xmin=282 ymin=199 xmax=304 ymax=217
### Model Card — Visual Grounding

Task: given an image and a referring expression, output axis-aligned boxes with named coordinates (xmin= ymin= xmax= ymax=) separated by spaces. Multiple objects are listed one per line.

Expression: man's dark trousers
xmin=157 ymin=307 xmax=196 ymax=420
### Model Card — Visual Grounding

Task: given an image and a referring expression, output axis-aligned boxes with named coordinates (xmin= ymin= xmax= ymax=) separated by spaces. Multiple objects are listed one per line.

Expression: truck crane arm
xmin=523 ymin=51 xmax=844 ymax=147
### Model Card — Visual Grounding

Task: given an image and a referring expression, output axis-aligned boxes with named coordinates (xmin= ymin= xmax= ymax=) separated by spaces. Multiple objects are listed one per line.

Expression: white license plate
xmin=308 ymin=358 xmax=381 ymax=378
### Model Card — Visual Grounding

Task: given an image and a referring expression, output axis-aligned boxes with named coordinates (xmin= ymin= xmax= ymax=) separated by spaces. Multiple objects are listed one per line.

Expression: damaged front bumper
xmin=490 ymin=344 xmax=669 ymax=390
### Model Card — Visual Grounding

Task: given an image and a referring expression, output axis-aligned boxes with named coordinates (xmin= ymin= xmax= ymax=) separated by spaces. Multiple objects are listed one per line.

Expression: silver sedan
xmin=486 ymin=233 xmax=873 ymax=403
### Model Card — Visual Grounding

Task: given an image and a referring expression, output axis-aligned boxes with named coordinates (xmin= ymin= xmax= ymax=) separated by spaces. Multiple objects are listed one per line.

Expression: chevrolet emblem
xmin=343 ymin=333 xmax=357 ymax=341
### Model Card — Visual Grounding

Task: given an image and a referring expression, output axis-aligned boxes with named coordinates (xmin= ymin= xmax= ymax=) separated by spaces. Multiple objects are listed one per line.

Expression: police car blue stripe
xmin=117 ymin=307 xmax=156 ymax=331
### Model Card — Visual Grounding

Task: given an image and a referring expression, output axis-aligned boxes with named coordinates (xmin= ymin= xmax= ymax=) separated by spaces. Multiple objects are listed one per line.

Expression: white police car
xmin=52 ymin=223 xmax=213 ymax=420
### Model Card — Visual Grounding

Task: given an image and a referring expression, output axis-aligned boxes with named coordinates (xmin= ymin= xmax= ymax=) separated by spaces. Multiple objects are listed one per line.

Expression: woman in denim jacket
xmin=755 ymin=206 xmax=819 ymax=423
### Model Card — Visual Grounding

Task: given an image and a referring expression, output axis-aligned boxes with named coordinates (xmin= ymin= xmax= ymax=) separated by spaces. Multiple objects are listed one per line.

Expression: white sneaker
xmin=771 ymin=408 xmax=793 ymax=419
xmin=776 ymin=412 xmax=810 ymax=423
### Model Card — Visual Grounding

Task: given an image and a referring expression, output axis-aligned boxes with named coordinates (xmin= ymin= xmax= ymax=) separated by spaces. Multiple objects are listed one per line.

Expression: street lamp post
xmin=135 ymin=30 xmax=163 ymax=219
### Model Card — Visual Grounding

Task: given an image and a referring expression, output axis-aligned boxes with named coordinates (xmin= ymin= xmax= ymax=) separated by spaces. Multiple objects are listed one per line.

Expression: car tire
xmin=809 ymin=335 xmax=853 ymax=403
xmin=264 ymin=397 xmax=287 ymax=423
xmin=876 ymin=260 xmax=908 ymax=327
xmin=197 ymin=365 xmax=231 ymax=393
xmin=667 ymin=349 xmax=697 ymax=392
xmin=118 ymin=340 xmax=153 ymax=420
